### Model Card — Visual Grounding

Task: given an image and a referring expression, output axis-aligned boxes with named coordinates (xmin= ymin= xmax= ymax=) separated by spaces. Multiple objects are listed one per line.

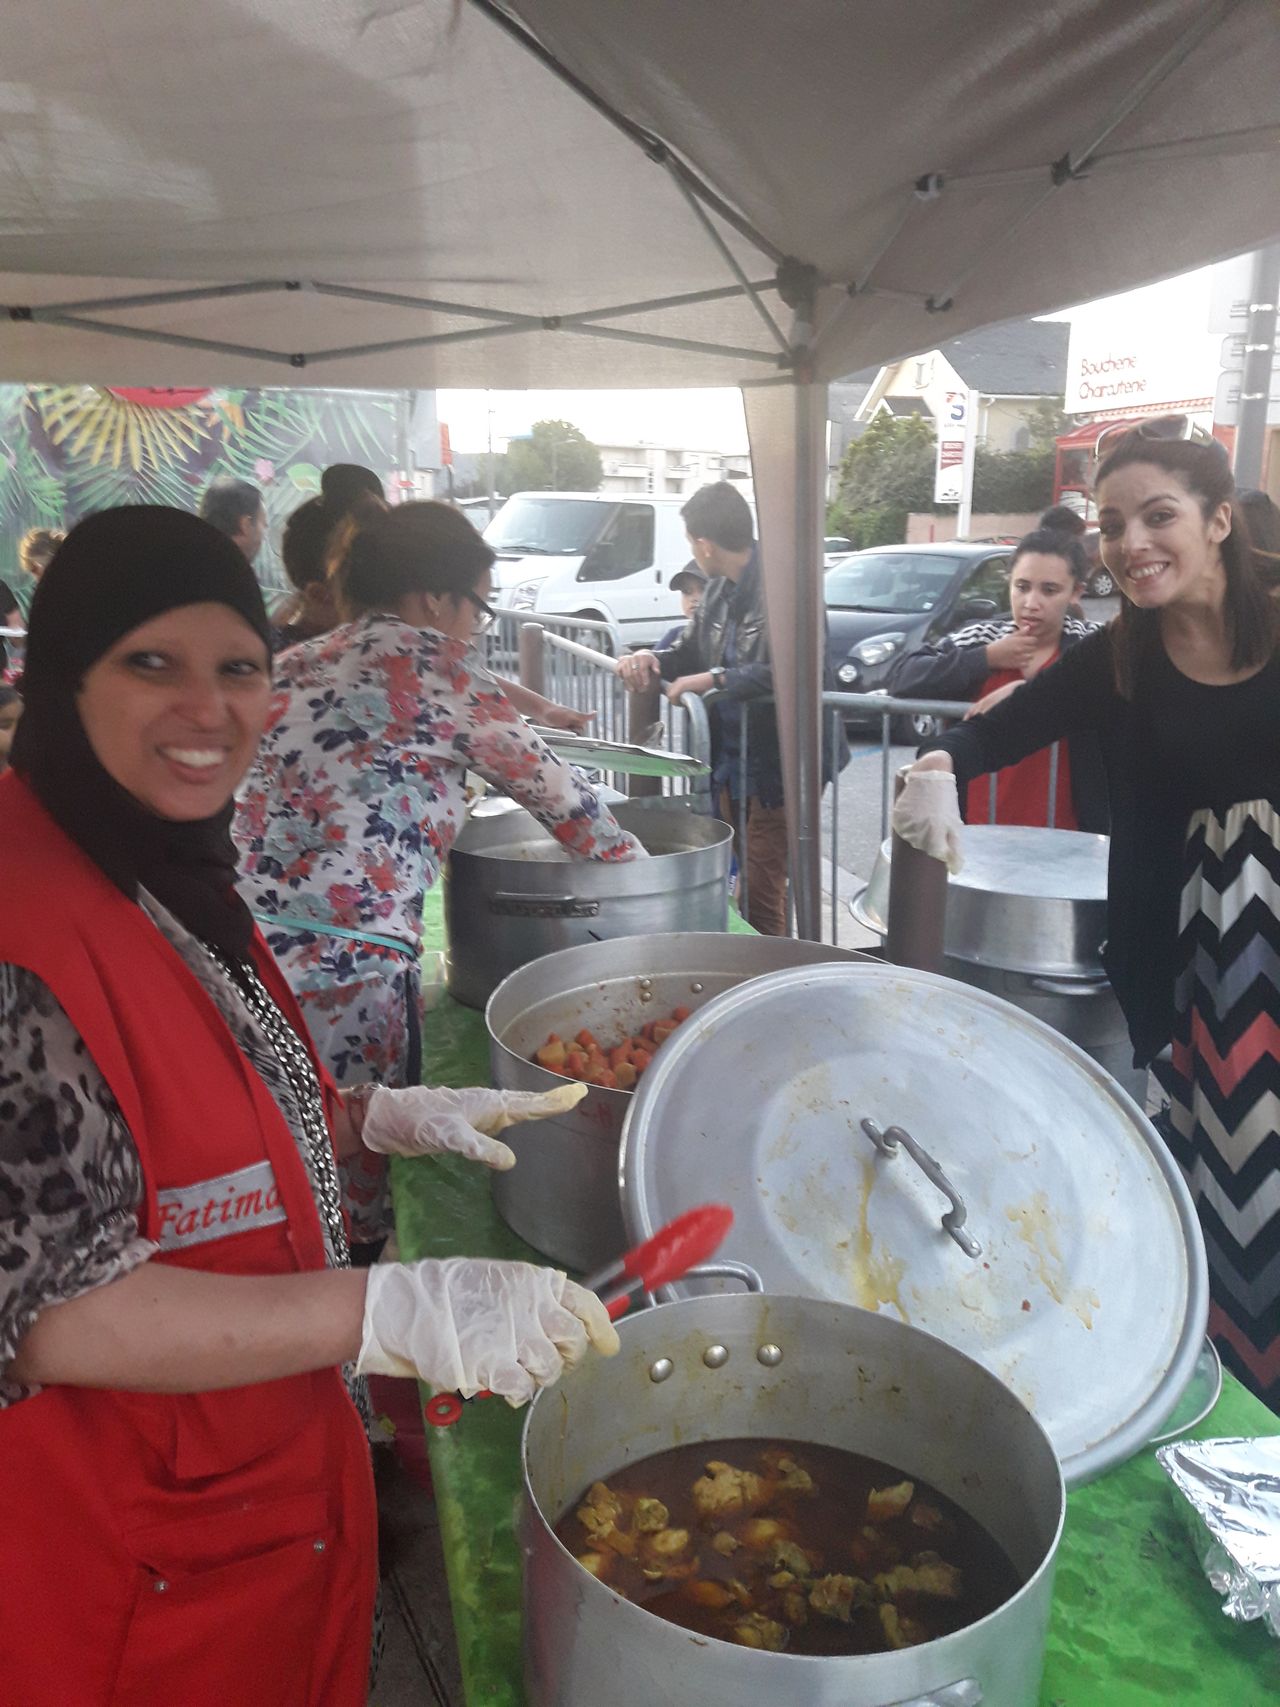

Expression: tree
xmin=829 ymin=412 xmax=937 ymax=548
xmin=502 ymin=419 xmax=602 ymax=493
xmin=971 ymin=443 xmax=1056 ymax=514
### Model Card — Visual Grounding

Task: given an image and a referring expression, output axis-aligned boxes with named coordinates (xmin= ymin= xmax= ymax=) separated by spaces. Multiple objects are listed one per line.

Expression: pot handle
xmin=489 ymin=892 xmax=601 ymax=919
xmin=651 ymin=1258 xmax=764 ymax=1307
xmin=862 ymin=1119 xmax=982 ymax=1259
xmin=884 ymin=1682 xmax=983 ymax=1707
xmin=1028 ymin=973 xmax=1109 ymax=998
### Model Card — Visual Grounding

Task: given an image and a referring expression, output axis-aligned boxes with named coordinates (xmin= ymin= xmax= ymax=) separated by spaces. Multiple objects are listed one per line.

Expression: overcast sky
xmin=438 ymin=262 xmax=1222 ymax=454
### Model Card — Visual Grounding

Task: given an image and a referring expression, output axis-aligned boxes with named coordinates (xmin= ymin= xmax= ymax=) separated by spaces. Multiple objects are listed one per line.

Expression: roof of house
xmin=934 ymin=318 xmax=1070 ymax=396
xmin=828 ymin=369 xmax=878 ymax=425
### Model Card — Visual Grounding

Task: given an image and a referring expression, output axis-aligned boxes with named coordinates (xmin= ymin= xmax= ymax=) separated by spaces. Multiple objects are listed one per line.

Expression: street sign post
xmin=934 ymin=389 xmax=978 ymax=531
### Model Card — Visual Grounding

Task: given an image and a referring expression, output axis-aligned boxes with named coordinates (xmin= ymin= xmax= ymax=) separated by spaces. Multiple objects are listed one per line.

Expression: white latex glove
xmin=356 ymin=1257 xmax=620 ymax=1404
xmin=892 ymin=769 xmax=965 ymax=874
xmin=361 ymin=1082 xmax=588 ymax=1170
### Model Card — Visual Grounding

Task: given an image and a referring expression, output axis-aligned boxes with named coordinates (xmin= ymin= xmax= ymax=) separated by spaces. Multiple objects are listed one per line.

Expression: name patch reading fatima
xmin=155 ymin=1159 xmax=287 ymax=1251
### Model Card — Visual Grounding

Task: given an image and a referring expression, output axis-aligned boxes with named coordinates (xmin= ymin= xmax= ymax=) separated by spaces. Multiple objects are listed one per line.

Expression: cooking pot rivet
xmin=756 ymin=1343 xmax=784 ymax=1367
xmin=649 ymin=1358 xmax=674 ymax=1383
xmin=640 ymin=989 xmax=653 ymax=1003
xmin=702 ymin=1344 xmax=730 ymax=1369
xmin=691 ymin=981 xmax=704 ymax=993
xmin=639 ymin=977 xmax=652 ymax=988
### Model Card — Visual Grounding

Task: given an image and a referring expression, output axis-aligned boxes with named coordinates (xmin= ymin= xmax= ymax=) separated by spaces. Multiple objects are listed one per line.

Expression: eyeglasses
xmin=1093 ymin=413 xmax=1216 ymax=459
xmin=463 ymin=589 xmax=497 ymax=631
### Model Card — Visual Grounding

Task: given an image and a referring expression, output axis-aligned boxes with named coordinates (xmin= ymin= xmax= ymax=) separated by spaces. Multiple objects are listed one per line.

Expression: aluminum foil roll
xmin=1157 ymin=1436 xmax=1280 ymax=1637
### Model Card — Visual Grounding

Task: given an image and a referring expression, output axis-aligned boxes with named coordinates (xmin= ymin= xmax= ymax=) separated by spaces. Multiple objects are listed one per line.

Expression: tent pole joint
xmin=1051 ymin=152 xmax=1089 ymax=186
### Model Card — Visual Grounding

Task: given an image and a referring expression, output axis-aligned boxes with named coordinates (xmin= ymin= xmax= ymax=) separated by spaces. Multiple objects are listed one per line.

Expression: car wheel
xmin=1086 ymin=566 xmax=1116 ymax=598
xmin=892 ymin=710 xmax=945 ymax=744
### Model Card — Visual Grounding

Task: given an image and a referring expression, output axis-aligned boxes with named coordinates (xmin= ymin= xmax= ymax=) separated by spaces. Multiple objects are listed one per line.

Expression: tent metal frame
xmin=0 ymin=0 xmax=1256 ymax=939
xmin=0 ymin=0 xmax=1249 ymax=382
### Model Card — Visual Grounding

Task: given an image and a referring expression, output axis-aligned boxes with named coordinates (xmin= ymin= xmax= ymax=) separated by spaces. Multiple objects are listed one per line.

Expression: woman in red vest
xmin=0 ymin=507 xmax=616 ymax=1707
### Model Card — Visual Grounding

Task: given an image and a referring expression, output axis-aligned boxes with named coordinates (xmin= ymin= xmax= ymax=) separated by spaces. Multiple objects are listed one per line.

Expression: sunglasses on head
xmin=1093 ymin=413 xmax=1216 ymax=460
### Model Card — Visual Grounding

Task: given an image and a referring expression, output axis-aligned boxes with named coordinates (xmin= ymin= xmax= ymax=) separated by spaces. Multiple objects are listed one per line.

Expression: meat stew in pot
xmin=554 ymin=1438 xmax=1021 ymax=1656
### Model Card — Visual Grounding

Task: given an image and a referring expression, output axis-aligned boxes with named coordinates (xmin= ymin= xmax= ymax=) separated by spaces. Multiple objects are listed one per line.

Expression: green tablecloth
xmin=394 ymin=891 xmax=1279 ymax=1707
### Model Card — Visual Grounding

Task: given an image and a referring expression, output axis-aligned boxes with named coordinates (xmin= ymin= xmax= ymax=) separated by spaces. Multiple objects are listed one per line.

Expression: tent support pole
xmin=742 ymin=370 xmax=826 ymax=944
xmin=789 ymin=372 xmax=826 ymax=941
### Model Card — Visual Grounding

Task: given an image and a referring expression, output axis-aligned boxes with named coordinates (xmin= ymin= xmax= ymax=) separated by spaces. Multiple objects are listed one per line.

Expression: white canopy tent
xmin=1 ymin=0 xmax=1277 ymax=931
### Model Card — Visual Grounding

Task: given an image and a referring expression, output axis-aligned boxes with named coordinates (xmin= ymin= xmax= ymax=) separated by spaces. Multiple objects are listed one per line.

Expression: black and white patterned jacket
xmin=885 ymin=616 xmax=1110 ymax=831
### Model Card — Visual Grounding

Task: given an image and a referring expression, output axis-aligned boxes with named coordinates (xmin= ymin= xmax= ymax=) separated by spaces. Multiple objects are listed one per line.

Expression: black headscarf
xmin=13 ymin=506 xmax=273 ymax=959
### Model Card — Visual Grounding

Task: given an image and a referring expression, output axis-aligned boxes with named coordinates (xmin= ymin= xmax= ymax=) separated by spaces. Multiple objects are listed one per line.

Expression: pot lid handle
xmin=862 ymin=1119 xmax=982 ymax=1260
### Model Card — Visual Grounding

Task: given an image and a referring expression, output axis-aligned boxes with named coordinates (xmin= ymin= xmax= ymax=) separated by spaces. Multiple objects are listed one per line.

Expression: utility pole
xmin=1234 ymin=244 xmax=1280 ymax=489
xmin=956 ymin=389 xmax=980 ymax=538
xmin=486 ymin=393 xmax=496 ymax=512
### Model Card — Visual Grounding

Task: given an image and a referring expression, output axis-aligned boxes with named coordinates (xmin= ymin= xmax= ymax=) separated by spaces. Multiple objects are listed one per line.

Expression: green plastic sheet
xmin=395 ymin=888 xmax=1279 ymax=1706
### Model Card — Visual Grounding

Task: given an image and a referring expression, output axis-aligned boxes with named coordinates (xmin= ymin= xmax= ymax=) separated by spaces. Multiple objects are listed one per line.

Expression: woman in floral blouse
xmin=235 ymin=501 xmax=643 ymax=1249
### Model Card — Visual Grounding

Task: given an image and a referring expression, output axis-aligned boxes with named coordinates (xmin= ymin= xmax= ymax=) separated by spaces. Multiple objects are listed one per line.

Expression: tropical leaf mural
xmin=0 ymin=383 xmax=404 ymax=599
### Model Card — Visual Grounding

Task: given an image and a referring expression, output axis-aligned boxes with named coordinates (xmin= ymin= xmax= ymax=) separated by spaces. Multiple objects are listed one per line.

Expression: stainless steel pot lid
xmin=619 ymin=961 xmax=1208 ymax=1487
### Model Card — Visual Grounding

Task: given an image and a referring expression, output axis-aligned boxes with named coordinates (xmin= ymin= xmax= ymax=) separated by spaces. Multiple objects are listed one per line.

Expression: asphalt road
xmin=820 ymin=593 xmax=1120 ymax=891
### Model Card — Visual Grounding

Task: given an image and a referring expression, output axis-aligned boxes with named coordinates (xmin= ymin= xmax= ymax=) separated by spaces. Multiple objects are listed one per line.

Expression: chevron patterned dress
xmin=1160 ymin=798 xmax=1280 ymax=1408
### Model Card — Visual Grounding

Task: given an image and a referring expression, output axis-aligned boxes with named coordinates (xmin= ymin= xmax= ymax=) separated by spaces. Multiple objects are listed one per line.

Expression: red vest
xmin=0 ymin=773 xmax=376 ymax=1707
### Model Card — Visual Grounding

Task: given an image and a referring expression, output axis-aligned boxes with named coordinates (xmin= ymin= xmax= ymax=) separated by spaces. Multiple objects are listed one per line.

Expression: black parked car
xmin=825 ymin=541 xmax=1013 ymax=740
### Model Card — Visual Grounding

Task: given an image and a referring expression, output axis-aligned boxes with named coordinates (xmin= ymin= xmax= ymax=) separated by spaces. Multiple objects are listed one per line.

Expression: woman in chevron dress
xmin=898 ymin=424 xmax=1280 ymax=1408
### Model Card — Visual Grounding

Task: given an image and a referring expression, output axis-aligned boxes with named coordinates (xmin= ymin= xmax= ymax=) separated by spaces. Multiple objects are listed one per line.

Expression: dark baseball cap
xmin=669 ymin=561 xmax=707 ymax=594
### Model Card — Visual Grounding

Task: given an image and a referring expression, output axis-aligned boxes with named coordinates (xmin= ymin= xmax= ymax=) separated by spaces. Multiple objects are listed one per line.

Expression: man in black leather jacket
xmin=618 ymin=482 xmax=844 ymax=934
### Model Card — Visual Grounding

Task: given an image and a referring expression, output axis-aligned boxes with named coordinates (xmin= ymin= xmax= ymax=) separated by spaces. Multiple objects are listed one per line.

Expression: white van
xmin=484 ymin=491 xmax=737 ymax=649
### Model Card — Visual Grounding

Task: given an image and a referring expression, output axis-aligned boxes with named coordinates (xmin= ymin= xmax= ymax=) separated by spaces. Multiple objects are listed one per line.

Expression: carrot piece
xmin=586 ymin=1068 xmax=618 ymax=1090
xmin=564 ymin=1050 xmax=588 ymax=1078
xmin=672 ymin=1005 xmax=692 ymax=1023
xmin=682 ymin=1580 xmax=736 ymax=1611
xmin=575 ymin=1029 xmax=598 ymax=1050
xmin=651 ymin=1021 xmax=676 ymax=1045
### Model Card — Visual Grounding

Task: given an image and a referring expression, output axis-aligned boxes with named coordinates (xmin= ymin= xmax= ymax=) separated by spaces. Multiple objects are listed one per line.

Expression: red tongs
xmin=423 ymin=1203 xmax=734 ymax=1427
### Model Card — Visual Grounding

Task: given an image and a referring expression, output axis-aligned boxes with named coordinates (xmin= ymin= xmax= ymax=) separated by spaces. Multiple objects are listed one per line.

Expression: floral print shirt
xmin=233 ymin=613 xmax=641 ymax=950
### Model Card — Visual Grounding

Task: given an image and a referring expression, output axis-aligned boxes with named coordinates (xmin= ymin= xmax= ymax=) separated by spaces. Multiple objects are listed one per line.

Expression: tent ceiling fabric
xmin=0 ymin=0 xmax=1275 ymax=388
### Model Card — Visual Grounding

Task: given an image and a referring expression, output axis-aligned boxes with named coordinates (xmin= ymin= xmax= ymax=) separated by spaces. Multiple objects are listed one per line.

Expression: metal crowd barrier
xmin=492 ymin=608 xmax=712 ymax=800
xmin=490 ymin=616 xmax=1062 ymax=946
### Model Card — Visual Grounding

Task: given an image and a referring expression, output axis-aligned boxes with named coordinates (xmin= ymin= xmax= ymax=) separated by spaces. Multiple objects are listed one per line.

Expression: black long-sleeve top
xmin=921 ymin=624 xmax=1280 ymax=1066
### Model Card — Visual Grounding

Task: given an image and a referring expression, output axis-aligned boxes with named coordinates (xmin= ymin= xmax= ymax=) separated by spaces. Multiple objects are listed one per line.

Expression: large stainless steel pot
xmin=444 ymin=798 xmax=733 ymax=1008
xmin=522 ymin=1293 xmax=1065 ymax=1707
xmin=486 ymin=932 xmax=871 ymax=1270
xmin=852 ymin=827 xmax=1144 ymax=1100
